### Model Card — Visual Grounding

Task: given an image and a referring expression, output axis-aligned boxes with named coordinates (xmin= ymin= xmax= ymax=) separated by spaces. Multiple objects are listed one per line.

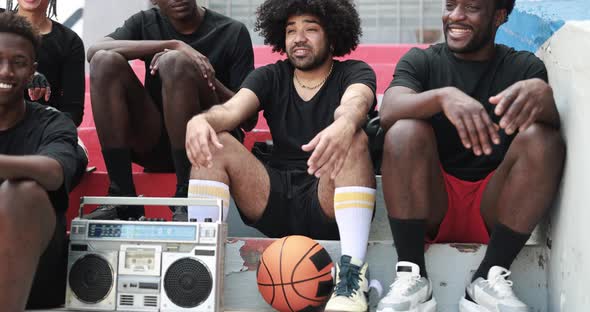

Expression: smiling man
xmin=0 ymin=13 xmax=82 ymax=311
xmin=85 ymin=0 xmax=254 ymax=221
xmin=184 ymin=0 xmax=376 ymax=311
xmin=377 ymin=0 xmax=565 ymax=311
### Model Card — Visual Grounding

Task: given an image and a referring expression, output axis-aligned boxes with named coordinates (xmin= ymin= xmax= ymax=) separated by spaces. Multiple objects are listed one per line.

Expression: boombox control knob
xmin=204 ymin=218 xmax=213 ymax=223
xmin=190 ymin=218 xmax=198 ymax=222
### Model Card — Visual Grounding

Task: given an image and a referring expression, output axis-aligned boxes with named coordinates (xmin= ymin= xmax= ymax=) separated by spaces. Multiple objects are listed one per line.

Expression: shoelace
xmin=334 ymin=263 xmax=361 ymax=298
xmin=484 ymin=270 xmax=514 ymax=297
xmin=389 ymin=274 xmax=421 ymax=295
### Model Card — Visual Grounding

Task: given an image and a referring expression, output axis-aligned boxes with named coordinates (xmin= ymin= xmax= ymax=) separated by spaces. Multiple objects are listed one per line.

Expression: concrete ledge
xmin=31 ymin=241 xmax=548 ymax=312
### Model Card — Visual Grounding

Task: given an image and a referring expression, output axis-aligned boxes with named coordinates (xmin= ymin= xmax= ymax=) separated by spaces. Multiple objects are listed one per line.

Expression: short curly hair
xmin=255 ymin=0 xmax=362 ymax=57
xmin=497 ymin=0 xmax=515 ymax=21
xmin=0 ymin=12 xmax=41 ymax=54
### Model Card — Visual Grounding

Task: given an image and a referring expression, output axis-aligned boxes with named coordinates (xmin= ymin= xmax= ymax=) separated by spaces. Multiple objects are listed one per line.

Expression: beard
xmin=287 ymin=42 xmax=331 ymax=71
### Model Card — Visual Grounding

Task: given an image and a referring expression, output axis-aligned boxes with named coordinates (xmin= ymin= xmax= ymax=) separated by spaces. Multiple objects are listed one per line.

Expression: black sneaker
xmin=84 ymin=204 xmax=121 ymax=220
xmin=171 ymin=206 xmax=188 ymax=222
xmin=84 ymin=204 xmax=145 ymax=220
xmin=170 ymin=185 xmax=188 ymax=222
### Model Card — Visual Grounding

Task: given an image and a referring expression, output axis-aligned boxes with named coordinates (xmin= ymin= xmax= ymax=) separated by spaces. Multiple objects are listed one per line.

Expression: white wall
xmin=537 ymin=21 xmax=590 ymax=312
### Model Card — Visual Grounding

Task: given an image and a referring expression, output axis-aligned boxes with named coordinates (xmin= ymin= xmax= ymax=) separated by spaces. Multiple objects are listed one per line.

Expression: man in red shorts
xmin=376 ymin=0 xmax=565 ymax=311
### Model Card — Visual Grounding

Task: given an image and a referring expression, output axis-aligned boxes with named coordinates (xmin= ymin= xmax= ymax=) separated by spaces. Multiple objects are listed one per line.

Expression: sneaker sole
xmin=377 ymin=298 xmax=437 ymax=312
xmin=459 ymin=297 xmax=491 ymax=312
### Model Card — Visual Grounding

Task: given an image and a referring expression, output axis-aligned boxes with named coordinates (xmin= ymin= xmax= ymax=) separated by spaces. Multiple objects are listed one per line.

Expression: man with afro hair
xmin=185 ymin=0 xmax=376 ymax=311
xmin=377 ymin=0 xmax=564 ymax=311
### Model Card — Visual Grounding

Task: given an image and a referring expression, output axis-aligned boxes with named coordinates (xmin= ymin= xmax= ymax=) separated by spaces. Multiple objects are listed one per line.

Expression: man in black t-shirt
xmin=377 ymin=1 xmax=565 ymax=312
xmin=85 ymin=0 xmax=254 ymax=220
xmin=0 ymin=14 xmax=81 ymax=311
xmin=185 ymin=1 xmax=376 ymax=311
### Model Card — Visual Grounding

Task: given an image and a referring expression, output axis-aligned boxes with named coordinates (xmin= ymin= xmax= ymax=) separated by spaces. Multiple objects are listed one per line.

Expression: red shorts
xmin=426 ymin=170 xmax=494 ymax=244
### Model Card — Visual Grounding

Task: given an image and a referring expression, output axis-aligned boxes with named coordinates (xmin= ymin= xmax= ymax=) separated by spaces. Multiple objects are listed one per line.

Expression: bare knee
xmin=383 ymin=119 xmax=437 ymax=162
xmin=348 ymin=130 xmax=370 ymax=158
xmin=0 ymin=181 xmax=54 ymax=229
xmin=156 ymin=50 xmax=202 ymax=82
xmin=89 ymin=50 xmax=129 ymax=80
xmin=513 ymin=123 xmax=566 ymax=167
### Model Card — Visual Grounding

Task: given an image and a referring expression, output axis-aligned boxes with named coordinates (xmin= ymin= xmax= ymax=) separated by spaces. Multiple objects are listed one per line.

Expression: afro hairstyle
xmin=255 ymin=0 xmax=362 ymax=57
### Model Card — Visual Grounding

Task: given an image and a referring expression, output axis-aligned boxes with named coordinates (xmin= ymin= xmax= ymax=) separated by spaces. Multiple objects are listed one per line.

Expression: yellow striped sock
xmin=188 ymin=180 xmax=230 ymax=222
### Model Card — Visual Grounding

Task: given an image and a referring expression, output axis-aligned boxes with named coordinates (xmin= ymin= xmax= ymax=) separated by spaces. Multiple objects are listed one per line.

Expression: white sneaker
xmin=324 ymin=255 xmax=369 ymax=312
xmin=459 ymin=266 xmax=529 ymax=312
xmin=377 ymin=261 xmax=436 ymax=312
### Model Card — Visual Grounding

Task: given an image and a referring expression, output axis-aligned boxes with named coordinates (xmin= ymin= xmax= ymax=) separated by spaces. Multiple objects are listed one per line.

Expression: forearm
xmin=87 ymin=39 xmax=180 ymax=62
xmin=335 ymin=89 xmax=373 ymax=130
xmin=380 ymin=88 xmax=445 ymax=131
xmin=0 ymin=155 xmax=64 ymax=191
xmin=201 ymin=105 xmax=243 ymax=133
xmin=535 ymin=82 xmax=561 ymax=129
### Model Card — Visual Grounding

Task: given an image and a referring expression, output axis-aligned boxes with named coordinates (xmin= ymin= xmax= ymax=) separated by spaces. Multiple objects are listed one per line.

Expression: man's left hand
xmin=302 ymin=118 xmax=355 ymax=180
xmin=490 ymin=78 xmax=550 ymax=135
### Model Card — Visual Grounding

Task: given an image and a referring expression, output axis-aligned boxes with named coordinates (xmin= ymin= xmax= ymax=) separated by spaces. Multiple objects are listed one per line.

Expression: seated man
xmin=86 ymin=0 xmax=254 ymax=220
xmin=377 ymin=0 xmax=565 ymax=312
xmin=185 ymin=0 xmax=376 ymax=311
xmin=0 ymin=13 xmax=83 ymax=311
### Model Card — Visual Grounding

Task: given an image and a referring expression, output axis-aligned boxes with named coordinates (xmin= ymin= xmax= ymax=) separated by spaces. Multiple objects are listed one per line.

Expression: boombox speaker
xmin=66 ymin=196 xmax=225 ymax=312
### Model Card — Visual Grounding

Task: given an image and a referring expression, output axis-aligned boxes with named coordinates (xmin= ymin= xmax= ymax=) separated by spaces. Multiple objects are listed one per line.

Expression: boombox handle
xmin=79 ymin=196 xmax=224 ymax=222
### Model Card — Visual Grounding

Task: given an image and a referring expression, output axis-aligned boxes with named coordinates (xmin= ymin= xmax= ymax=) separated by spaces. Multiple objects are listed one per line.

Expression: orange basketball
xmin=257 ymin=235 xmax=334 ymax=312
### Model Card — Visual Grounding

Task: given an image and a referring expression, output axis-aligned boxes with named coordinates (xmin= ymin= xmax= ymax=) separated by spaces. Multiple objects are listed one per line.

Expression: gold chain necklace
xmin=294 ymin=62 xmax=334 ymax=90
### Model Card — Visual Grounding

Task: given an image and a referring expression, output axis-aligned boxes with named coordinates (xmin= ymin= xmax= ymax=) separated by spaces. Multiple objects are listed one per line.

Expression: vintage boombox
xmin=65 ymin=197 xmax=226 ymax=312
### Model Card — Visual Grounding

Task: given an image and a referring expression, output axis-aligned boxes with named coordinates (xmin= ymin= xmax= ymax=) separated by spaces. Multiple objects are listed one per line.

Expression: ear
xmin=494 ymin=9 xmax=508 ymax=27
xmin=150 ymin=0 xmax=157 ymax=6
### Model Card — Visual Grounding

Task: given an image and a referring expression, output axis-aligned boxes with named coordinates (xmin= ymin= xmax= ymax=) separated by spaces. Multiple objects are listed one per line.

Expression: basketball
xmin=257 ymin=235 xmax=334 ymax=312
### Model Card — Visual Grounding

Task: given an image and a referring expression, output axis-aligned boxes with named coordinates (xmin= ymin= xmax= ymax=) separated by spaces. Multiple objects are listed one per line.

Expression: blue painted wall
xmin=497 ymin=0 xmax=590 ymax=52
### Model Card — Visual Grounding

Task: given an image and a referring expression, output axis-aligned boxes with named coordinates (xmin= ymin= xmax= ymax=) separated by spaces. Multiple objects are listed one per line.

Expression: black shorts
xmin=236 ymin=166 xmax=340 ymax=240
xmin=26 ymin=213 xmax=68 ymax=309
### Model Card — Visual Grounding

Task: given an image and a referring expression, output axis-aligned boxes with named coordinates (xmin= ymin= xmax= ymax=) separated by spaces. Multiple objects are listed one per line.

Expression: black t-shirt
xmin=34 ymin=21 xmax=85 ymax=127
xmin=0 ymin=102 xmax=79 ymax=213
xmin=242 ymin=60 xmax=377 ymax=170
xmin=108 ymin=7 xmax=254 ymax=106
xmin=389 ymin=43 xmax=548 ymax=181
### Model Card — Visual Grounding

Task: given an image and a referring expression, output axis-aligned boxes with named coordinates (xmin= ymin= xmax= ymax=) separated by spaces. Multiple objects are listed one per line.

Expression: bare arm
xmin=87 ymin=37 xmax=182 ymax=62
xmin=186 ymin=88 xmax=260 ymax=168
xmin=0 ymin=155 xmax=64 ymax=191
xmin=201 ymin=88 xmax=260 ymax=132
xmin=334 ymin=83 xmax=375 ymax=129
xmin=490 ymin=78 xmax=560 ymax=134
xmin=381 ymin=85 xmax=501 ymax=156
xmin=379 ymin=86 xmax=445 ymax=131
xmin=303 ymin=83 xmax=375 ymax=179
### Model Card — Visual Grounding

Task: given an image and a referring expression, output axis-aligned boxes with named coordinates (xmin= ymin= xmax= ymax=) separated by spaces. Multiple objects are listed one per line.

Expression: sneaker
xmin=459 ymin=266 xmax=528 ymax=312
xmin=324 ymin=255 xmax=369 ymax=312
xmin=84 ymin=204 xmax=144 ymax=220
xmin=171 ymin=206 xmax=188 ymax=222
xmin=377 ymin=261 xmax=436 ymax=312
xmin=84 ymin=204 xmax=121 ymax=220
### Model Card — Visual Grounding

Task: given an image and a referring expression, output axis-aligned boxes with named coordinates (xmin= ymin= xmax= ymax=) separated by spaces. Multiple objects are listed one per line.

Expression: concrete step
xmin=31 ymin=239 xmax=548 ymax=312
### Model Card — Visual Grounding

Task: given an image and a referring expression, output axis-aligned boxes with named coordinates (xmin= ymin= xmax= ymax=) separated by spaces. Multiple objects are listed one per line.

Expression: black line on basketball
xmin=290 ymin=243 xmax=319 ymax=285
xmin=258 ymin=256 xmax=276 ymax=305
xmin=257 ymin=271 xmax=332 ymax=287
xmin=289 ymin=243 xmax=333 ymax=303
xmin=279 ymin=237 xmax=296 ymax=312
